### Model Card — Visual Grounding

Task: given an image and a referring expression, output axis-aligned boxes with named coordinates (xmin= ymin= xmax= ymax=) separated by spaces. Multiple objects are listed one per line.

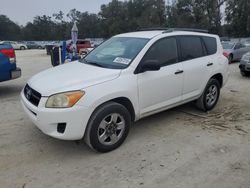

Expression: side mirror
xmin=137 ymin=60 xmax=161 ymax=73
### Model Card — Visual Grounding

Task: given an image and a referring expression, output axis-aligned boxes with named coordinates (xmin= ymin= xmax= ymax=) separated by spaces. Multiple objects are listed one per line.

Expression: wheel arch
xmin=211 ymin=73 xmax=223 ymax=88
xmin=86 ymin=96 xmax=136 ymax=129
xmin=109 ymin=97 xmax=136 ymax=122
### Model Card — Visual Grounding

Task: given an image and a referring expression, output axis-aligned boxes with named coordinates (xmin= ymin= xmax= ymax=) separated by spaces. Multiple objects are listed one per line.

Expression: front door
xmin=137 ymin=37 xmax=183 ymax=116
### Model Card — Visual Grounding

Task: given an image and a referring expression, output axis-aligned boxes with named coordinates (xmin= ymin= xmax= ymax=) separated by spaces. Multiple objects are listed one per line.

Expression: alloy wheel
xmin=206 ymin=84 xmax=218 ymax=107
xmin=97 ymin=113 xmax=125 ymax=146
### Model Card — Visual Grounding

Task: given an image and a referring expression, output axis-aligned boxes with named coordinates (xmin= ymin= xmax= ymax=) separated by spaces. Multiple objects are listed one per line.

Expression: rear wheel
xmin=196 ymin=78 xmax=220 ymax=112
xmin=241 ymin=71 xmax=246 ymax=76
xmin=20 ymin=46 xmax=25 ymax=50
xmin=85 ymin=102 xmax=131 ymax=152
xmin=241 ymin=71 xmax=250 ymax=76
xmin=228 ymin=54 xmax=233 ymax=64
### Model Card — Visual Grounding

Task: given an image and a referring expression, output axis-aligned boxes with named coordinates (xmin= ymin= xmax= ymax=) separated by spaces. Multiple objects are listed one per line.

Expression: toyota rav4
xmin=21 ymin=29 xmax=229 ymax=152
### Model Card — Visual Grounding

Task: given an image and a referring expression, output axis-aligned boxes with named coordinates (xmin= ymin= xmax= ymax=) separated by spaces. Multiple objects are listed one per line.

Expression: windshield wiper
xmin=81 ymin=59 xmax=104 ymax=68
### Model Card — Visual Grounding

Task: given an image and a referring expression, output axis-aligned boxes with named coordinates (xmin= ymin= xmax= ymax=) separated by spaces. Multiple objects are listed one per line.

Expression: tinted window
xmin=143 ymin=37 xmax=178 ymax=66
xmin=202 ymin=36 xmax=217 ymax=55
xmin=235 ymin=43 xmax=246 ymax=49
xmin=179 ymin=36 xmax=204 ymax=61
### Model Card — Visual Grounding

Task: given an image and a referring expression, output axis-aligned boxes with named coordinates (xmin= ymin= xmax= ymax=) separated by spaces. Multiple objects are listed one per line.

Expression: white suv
xmin=21 ymin=29 xmax=229 ymax=152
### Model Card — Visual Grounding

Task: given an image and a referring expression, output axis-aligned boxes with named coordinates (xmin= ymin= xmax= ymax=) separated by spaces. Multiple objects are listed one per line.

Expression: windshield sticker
xmin=113 ymin=57 xmax=131 ymax=65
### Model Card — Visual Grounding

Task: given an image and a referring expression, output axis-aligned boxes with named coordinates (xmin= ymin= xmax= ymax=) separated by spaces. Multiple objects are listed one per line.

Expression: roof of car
xmin=116 ymin=31 xmax=164 ymax=39
xmin=115 ymin=29 xmax=216 ymax=39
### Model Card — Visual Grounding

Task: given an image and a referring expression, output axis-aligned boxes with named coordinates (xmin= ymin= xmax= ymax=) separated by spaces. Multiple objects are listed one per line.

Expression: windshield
xmin=222 ymin=42 xmax=235 ymax=49
xmin=82 ymin=37 xmax=149 ymax=69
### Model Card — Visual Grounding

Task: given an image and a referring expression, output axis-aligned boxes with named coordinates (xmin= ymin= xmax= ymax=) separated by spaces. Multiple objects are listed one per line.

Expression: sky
xmin=0 ymin=0 xmax=113 ymax=25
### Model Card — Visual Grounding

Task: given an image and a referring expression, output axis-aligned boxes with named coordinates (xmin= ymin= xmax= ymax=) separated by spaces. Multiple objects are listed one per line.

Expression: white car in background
xmin=222 ymin=41 xmax=250 ymax=63
xmin=0 ymin=41 xmax=27 ymax=50
xmin=21 ymin=29 xmax=229 ymax=152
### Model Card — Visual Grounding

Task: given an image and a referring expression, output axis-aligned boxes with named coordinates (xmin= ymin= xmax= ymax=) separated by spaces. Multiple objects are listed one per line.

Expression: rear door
xmin=178 ymin=35 xmax=214 ymax=100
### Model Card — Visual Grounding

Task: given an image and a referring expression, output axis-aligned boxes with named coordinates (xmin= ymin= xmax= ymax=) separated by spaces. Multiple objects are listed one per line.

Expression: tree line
xmin=0 ymin=0 xmax=250 ymax=41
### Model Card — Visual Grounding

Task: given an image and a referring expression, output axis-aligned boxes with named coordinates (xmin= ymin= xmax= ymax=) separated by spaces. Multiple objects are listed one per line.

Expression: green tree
xmin=166 ymin=0 xmax=225 ymax=35
xmin=21 ymin=15 xmax=56 ymax=40
xmin=0 ymin=15 xmax=21 ymax=40
xmin=226 ymin=0 xmax=250 ymax=37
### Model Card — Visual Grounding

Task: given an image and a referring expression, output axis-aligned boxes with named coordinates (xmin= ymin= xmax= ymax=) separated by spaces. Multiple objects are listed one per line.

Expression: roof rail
xmin=163 ymin=28 xmax=208 ymax=33
xmin=138 ymin=27 xmax=169 ymax=31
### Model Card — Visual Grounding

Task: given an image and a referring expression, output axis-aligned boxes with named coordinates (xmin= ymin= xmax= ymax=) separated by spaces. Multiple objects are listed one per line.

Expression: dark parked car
xmin=25 ymin=41 xmax=44 ymax=49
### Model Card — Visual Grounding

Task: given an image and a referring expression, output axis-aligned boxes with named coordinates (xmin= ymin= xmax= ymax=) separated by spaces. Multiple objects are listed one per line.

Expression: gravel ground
xmin=0 ymin=50 xmax=250 ymax=188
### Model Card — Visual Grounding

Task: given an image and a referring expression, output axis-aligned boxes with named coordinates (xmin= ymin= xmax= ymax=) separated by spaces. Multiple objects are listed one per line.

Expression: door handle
xmin=175 ymin=70 xmax=184 ymax=74
xmin=207 ymin=62 xmax=213 ymax=66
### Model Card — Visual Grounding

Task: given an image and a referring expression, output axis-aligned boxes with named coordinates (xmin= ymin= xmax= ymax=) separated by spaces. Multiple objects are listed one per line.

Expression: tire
xmin=85 ymin=102 xmax=131 ymax=153
xmin=196 ymin=78 xmax=220 ymax=112
xmin=228 ymin=54 xmax=233 ymax=64
xmin=20 ymin=46 xmax=25 ymax=50
xmin=241 ymin=71 xmax=250 ymax=77
xmin=241 ymin=71 xmax=246 ymax=76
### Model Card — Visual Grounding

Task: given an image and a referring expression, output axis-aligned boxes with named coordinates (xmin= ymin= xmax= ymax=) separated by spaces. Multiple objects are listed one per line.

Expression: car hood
xmin=28 ymin=61 xmax=121 ymax=96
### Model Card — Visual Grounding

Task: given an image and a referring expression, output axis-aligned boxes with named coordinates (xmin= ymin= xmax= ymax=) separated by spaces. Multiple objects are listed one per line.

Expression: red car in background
xmin=67 ymin=39 xmax=92 ymax=53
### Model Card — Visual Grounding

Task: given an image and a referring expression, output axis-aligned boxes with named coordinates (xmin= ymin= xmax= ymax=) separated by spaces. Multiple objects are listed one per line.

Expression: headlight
xmin=242 ymin=55 xmax=250 ymax=62
xmin=46 ymin=91 xmax=85 ymax=108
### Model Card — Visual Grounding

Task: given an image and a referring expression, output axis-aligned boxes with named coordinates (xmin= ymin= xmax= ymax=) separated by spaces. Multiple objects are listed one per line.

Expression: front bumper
xmin=20 ymin=91 xmax=92 ymax=140
xmin=239 ymin=60 xmax=250 ymax=72
xmin=11 ymin=67 xmax=21 ymax=80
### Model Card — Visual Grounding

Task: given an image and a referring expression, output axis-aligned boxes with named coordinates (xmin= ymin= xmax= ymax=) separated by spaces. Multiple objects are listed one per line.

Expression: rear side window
xmin=202 ymin=36 xmax=217 ymax=55
xmin=179 ymin=36 xmax=204 ymax=61
xmin=143 ymin=37 xmax=178 ymax=67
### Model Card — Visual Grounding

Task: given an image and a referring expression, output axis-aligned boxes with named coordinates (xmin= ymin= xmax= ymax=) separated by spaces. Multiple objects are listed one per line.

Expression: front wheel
xmin=20 ymin=46 xmax=25 ymax=50
xmin=196 ymin=79 xmax=220 ymax=112
xmin=85 ymin=102 xmax=131 ymax=152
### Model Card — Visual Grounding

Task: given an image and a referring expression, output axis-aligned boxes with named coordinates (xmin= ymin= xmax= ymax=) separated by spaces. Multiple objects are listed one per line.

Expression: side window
xmin=202 ymin=36 xmax=217 ymax=55
xmin=179 ymin=36 xmax=204 ymax=61
xmin=143 ymin=37 xmax=178 ymax=67
xmin=234 ymin=43 xmax=241 ymax=49
xmin=234 ymin=43 xmax=245 ymax=49
xmin=240 ymin=43 xmax=246 ymax=48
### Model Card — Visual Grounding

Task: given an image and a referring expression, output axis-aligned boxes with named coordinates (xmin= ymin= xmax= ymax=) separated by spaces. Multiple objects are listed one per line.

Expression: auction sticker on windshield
xmin=113 ymin=57 xmax=131 ymax=65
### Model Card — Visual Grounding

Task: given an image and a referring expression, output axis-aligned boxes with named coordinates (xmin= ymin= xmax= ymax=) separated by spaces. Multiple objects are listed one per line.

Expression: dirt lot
xmin=0 ymin=50 xmax=250 ymax=188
